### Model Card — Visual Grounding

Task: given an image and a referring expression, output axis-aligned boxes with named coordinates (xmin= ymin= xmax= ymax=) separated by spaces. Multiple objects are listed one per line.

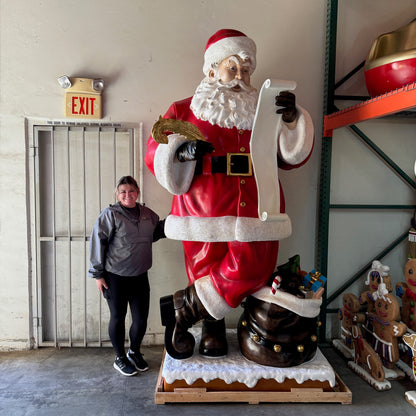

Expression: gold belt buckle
xmin=226 ymin=153 xmax=252 ymax=176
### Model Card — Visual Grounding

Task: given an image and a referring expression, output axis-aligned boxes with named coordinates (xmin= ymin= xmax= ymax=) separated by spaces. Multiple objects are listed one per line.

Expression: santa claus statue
xmin=145 ymin=29 xmax=314 ymax=360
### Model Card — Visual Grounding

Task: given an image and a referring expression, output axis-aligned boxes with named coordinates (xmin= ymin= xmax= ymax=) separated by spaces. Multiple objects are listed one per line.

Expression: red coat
xmin=145 ymin=96 xmax=313 ymax=307
xmin=145 ymin=97 xmax=313 ymax=244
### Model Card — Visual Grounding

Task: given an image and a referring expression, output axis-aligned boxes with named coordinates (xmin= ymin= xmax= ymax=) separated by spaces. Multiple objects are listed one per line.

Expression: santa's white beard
xmin=190 ymin=78 xmax=259 ymax=130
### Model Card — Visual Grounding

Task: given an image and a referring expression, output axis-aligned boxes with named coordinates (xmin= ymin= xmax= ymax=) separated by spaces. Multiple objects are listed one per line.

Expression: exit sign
xmin=65 ymin=93 xmax=102 ymax=118
xmin=63 ymin=78 xmax=103 ymax=119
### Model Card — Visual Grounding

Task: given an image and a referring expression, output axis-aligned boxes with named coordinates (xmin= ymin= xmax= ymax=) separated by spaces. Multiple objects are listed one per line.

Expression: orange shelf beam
xmin=323 ymin=82 xmax=416 ymax=137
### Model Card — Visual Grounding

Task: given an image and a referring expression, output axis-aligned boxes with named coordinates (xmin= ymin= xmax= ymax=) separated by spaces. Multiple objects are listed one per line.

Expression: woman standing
xmin=89 ymin=176 xmax=165 ymax=376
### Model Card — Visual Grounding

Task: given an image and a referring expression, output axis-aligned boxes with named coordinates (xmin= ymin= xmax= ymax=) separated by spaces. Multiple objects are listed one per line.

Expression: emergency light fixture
xmin=57 ymin=75 xmax=104 ymax=119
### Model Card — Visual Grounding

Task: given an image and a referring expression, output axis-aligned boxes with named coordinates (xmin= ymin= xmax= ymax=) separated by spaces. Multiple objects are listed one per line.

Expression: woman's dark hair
xmin=116 ymin=175 xmax=139 ymax=191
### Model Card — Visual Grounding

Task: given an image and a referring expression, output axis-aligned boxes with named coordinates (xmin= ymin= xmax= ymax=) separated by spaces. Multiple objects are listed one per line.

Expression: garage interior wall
xmin=1 ymin=0 xmax=415 ymax=349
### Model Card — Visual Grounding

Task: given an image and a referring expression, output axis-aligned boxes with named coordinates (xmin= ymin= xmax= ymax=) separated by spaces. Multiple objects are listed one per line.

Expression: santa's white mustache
xmin=216 ymin=79 xmax=254 ymax=92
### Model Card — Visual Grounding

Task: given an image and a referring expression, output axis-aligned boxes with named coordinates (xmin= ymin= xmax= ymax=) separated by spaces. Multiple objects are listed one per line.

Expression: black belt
xmin=195 ymin=153 xmax=252 ymax=176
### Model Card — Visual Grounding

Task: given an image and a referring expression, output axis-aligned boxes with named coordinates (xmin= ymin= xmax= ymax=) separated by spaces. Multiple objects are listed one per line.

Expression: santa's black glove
xmin=275 ymin=91 xmax=297 ymax=123
xmin=176 ymin=140 xmax=214 ymax=162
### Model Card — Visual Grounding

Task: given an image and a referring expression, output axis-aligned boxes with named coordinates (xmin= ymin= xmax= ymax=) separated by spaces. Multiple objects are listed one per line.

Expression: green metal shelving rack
xmin=317 ymin=0 xmax=416 ymax=341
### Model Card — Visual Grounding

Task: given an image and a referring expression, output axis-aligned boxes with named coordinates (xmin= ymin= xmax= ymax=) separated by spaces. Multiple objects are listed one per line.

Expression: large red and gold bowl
xmin=364 ymin=20 xmax=416 ymax=97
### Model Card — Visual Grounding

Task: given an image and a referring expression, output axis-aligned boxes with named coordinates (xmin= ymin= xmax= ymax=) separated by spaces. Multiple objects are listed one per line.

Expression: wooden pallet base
xmin=155 ymin=354 xmax=352 ymax=404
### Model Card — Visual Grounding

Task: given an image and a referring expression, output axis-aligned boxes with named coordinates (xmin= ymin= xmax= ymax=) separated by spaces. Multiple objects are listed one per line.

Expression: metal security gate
xmin=30 ymin=123 xmax=141 ymax=347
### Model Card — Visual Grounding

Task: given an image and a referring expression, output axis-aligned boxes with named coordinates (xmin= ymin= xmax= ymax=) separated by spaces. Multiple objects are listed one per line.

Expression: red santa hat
xmin=203 ymin=29 xmax=257 ymax=76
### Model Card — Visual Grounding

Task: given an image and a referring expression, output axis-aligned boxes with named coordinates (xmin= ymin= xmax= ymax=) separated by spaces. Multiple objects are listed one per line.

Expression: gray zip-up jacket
xmin=88 ymin=202 xmax=164 ymax=279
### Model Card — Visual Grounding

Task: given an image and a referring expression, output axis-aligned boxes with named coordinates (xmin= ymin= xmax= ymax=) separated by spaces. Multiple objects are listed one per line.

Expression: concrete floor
xmin=0 ymin=344 xmax=415 ymax=416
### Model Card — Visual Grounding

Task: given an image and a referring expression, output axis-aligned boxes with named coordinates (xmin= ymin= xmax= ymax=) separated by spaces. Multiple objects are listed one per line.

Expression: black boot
xmin=160 ymin=284 xmax=211 ymax=360
xmin=199 ymin=318 xmax=228 ymax=357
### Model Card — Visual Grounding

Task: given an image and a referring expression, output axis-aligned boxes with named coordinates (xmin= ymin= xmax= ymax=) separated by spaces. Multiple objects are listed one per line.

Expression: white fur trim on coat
xmin=165 ymin=214 xmax=291 ymax=242
xmin=154 ymin=134 xmax=196 ymax=195
xmin=278 ymin=105 xmax=314 ymax=165
xmin=195 ymin=275 xmax=232 ymax=318
xmin=252 ymin=286 xmax=322 ymax=318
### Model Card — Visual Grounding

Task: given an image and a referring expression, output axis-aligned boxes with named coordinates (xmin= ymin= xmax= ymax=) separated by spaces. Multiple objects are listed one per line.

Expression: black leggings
xmin=103 ymin=271 xmax=150 ymax=357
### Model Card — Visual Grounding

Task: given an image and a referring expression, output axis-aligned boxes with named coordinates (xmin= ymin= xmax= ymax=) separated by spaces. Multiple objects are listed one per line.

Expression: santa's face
xmin=190 ymin=56 xmax=258 ymax=131
xmin=210 ymin=55 xmax=251 ymax=91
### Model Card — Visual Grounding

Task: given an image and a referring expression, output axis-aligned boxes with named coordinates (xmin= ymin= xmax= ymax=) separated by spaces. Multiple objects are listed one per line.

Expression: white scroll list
xmin=250 ymin=79 xmax=296 ymax=221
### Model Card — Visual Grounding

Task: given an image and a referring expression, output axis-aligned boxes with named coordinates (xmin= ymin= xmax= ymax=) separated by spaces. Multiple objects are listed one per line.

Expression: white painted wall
xmin=1 ymin=0 xmax=415 ymax=349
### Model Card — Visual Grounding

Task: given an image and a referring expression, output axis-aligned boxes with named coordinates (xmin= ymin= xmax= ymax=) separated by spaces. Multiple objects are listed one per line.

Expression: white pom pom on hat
xmin=203 ymin=28 xmax=257 ymax=76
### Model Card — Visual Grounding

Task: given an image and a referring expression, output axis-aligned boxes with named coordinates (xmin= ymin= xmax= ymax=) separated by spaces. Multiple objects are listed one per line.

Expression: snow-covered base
xmin=347 ymin=361 xmax=391 ymax=391
xmin=383 ymin=365 xmax=405 ymax=380
xmin=405 ymin=391 xmax=416 ymax=408
xmin=332 ymin=338 xmax=354 ymax=360
xmin=396 ymin=359 xmax=416 ymax=382
xmin=163 ymin=329 xmax=336 ymax=388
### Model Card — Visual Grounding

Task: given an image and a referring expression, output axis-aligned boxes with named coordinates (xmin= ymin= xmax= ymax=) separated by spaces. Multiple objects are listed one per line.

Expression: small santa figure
xmin=145 ymin=29 xmax=314 ymax=359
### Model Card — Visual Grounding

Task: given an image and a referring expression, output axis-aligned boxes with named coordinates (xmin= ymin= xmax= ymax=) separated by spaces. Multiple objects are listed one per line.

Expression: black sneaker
xmin=113 ymin=356 xmax=138 ymax=376
xmin=128 ymin=350 xmax=149 ymax=372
